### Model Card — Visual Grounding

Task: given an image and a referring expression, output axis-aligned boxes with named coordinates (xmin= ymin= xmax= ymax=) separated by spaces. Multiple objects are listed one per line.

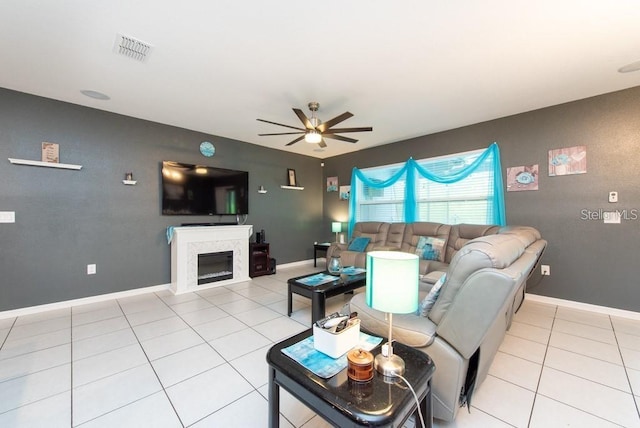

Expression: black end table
xmin=267 ymin=329 xmax=434 ymax=427
xmin=287 ymin=271 xmax=366 ymax=324
xmin=313 ymin=243 xmax=331 ymax=267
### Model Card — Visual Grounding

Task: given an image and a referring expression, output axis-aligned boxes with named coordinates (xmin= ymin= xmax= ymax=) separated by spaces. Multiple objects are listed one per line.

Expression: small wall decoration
xmin=548 ymin=146 xmax=587 ymax=176
xmin=41 ymin=142 xmax=59 ymax=163
xmin=339 ymin=185 xmax=351 ymax=200
xmin=287 ymin=168 xmax=297 ymax=186
xmin=327 ymin=176 xmax=338 ymax=192
xmin=506 ymin=165 xmax=538 ymax=192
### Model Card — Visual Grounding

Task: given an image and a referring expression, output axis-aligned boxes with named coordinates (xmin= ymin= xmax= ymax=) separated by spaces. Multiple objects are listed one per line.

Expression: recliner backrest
xmin=444 ymin=224 xmax=500 ymax=263
xmin=351 ymin=222 xmax=390 ymax=251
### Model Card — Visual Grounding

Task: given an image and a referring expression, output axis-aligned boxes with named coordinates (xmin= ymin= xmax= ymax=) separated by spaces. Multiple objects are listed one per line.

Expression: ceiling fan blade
xmin=258 ymin=132 xmax=305 ymax=136
xmin=285 ymin=135 xmax=306 ymax=146
xmin=323 ymin=127 xmax=372 ymax=133
xmin=257 ymin=118 xmax=305 ymax=131
xmin=293 ymin=108 xmax=314 ymax=130
xmin=317 ymin=112 xmax=353 ymax=132
xmin=322 ymin=134 xmax=358 ymax=143
xmin=318 ymin=139 xmax=327 ymax=148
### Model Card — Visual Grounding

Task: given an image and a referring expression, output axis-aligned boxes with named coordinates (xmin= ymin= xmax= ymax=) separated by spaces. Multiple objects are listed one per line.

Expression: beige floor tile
xmin=488 ymin=351 xmax=542 ymax=391
xmin=530 ymin=395 xmax=622 ymax=428
xmin=555 ymin=306 xmax=612 ymax=329
xmin=552 ymin=318 xmax=616 ymax=345
xmin=471 ymin=375 xmax=535 ymax=428
xmin=507 ymin=320 xmax=551 ymax=345
xmin=548 ymin=330 xmax=622 ymax=365
xmin=499 ymin=334 xmax=547 ymax=364
xmin=544 ymin=346 xmax=630 ymax=392
xmin=537 ymin=367 xmax=640 ymax=428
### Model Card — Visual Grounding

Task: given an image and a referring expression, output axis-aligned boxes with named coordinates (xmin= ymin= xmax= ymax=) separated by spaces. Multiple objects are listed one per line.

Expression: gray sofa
xmin=327 ymin=222 xmax=500 ymax=282
xmin=349 ymin=225 xmax=546 ymax=422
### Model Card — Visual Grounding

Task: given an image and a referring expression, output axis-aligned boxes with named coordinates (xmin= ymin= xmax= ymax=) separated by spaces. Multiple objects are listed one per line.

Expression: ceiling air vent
xmin=114 ymin=33 xmax=153 ymax=62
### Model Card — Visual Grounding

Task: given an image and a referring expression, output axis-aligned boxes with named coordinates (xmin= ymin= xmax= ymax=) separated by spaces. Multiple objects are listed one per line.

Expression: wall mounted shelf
xmin=8 ymin=158 xmax=82 ymax=170
xmin=122 ymin=180 xmax=137 ymax=185
xmin=280 ymin=185 xmax=304 ymax=191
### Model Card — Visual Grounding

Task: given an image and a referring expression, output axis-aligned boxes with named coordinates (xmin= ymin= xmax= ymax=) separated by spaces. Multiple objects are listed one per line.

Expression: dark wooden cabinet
xmin=249 ymin=243 xmax=270 ymax=278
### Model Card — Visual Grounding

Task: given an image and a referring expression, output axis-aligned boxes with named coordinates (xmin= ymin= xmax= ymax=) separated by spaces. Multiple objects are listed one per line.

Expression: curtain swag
xmin=348 ymin=142 xmax=506 ymax=238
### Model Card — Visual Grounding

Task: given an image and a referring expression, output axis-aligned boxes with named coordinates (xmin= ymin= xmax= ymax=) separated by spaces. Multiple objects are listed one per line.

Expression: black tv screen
xmin=161 ymin=161 xmax=249 ymax=215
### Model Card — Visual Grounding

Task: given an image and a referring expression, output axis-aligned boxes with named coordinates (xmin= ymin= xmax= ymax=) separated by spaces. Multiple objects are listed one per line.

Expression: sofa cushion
xmin=348 ymin=237 xmax=371 ymax=252
xmin=418 ymin=273 xmax=446 ymax=316
xmin=415 ymin=236 xmax=446 ymax=262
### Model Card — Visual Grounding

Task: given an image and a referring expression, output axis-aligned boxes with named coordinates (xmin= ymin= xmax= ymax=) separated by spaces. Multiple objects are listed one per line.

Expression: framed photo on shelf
xmin=287 ymin=168 xmax=297 ymax=186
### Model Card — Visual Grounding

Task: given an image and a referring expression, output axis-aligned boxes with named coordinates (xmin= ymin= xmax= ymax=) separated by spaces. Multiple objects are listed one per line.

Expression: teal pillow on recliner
xmin=347 ymin=237 xmax=371 ymax=252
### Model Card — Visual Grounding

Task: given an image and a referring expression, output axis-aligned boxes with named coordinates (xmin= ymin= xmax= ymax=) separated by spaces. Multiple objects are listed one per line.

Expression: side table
xmin=267 ymin=329 xmax=434 ymax=427
xmin=313 ymin=243 xmax=331 ymax=267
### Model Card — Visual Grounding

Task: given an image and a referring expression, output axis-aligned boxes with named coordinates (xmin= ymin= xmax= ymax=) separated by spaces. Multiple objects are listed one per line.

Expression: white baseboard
xmin=0 ymin=283 xmax=171 ymax=320
xmin=525 ymin=293 xmax=640 ymax=321
xmin=0 ymin=260 xmax=318 ymax=320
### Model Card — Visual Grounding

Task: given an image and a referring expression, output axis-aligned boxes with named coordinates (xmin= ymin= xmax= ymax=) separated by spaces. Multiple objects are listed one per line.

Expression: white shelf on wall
xmin=8 ymin=158 xmax=82 ymax=170
xmin=280 ymin=185 xmax=304 ymax=190
xmin=122 ymin=180 xmax=137 ymax=185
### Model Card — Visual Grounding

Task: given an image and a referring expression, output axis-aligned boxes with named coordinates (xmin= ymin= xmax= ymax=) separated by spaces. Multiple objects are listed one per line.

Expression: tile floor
xmin=1 ymin=264 xmax=640 ymax=427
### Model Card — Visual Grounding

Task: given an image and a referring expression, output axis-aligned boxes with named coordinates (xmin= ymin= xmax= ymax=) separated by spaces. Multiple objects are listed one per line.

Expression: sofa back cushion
xmin=401 ymin=222 xmax=451 ymax=262
xmin=352 ymin=222 xmax=390 ymax=251
xmin=444 ymin=224 xmax=500 ymax=263
xmin=384 ymin=223 xmax=406 ymax=250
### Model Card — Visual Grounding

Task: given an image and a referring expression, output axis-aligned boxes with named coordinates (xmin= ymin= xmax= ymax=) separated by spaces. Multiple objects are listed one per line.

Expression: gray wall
xmin=323 ymin=86 xmax=640 ymax=312
xmin=0 ymin=88 xmax=324 ymax=311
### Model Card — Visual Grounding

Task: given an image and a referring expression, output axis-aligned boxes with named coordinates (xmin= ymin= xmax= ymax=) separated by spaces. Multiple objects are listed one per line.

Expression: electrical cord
xmin=396 ymin=374 xmax=426 ymax=428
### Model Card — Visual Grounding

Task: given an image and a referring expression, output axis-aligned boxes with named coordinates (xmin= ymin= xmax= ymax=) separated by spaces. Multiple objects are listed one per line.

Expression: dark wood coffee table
xmin=287 ymin=271 xmax=366 ymax=324
xmin=267 ymin=329 xmax=435 ymax=427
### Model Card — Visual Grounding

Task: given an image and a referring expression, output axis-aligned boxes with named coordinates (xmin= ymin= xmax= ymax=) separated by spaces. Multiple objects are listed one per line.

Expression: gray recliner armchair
xmin=349 ymin=228 xmax=546 ymax=422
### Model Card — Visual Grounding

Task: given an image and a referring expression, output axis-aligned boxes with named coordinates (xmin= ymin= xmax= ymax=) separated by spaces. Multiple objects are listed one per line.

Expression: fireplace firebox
xmin=198 ymin=251 xmax=233 ymax=285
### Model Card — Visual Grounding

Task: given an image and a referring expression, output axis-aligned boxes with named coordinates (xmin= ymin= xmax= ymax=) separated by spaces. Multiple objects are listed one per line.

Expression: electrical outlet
xmin=87 ymin=264 xmax=96 ymax=275
xmin=541 ymin=265 xmax=550 ymax=276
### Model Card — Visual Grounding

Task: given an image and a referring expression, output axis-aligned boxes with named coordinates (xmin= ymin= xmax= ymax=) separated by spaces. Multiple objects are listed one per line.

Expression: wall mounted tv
xmin=161 ymin=161 xmax=249 ymax=216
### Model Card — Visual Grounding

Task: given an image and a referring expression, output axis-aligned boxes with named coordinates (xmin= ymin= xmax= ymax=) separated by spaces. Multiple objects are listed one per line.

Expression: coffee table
xmin=267 ymin=329 xmax=434 ymax=427
xmin=287 ymin=271 xmax=366 ymax=324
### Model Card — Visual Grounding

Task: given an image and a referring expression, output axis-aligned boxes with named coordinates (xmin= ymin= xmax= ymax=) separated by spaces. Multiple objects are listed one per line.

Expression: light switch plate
xmin=609 ymin=191 xmax=618 ymax=203
xmin=0 ymin=211 xmax=16 ymax=223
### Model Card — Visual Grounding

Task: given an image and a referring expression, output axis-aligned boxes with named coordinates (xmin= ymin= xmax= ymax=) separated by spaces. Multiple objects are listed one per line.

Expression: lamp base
xmin=374 ymin=353 xmax=405 ymax=377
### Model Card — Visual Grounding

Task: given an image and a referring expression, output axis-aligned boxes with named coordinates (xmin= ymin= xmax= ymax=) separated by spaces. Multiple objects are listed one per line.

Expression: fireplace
xmin=198 ymin=251 xmax=233 ymax=284
xmin=170 ymin=225 xmax=252 ymax=295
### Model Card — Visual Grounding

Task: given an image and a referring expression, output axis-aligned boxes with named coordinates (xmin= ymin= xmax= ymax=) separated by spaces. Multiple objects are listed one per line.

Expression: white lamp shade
xmin=365 ymin=251 xmax=419 ymax=314
xmin=331 ymin=222 xmax=342 ymax=233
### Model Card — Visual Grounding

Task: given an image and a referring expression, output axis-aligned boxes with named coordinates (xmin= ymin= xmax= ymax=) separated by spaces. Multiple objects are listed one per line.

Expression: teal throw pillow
xmin=415 ymin=236 xmax=446 ymax=262
xmin=348 ymin=237 xmax=371 ymax=252
xmin=418 ymin=273 xmax=446 ymax=317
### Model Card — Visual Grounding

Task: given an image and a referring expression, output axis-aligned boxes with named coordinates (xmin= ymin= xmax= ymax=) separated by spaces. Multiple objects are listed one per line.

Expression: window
xmin=351 ymin=144 xmax=504 ymax=229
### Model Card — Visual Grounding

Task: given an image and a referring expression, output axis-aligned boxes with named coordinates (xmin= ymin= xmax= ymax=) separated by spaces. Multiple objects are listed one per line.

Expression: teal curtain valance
xmin=348 ymin=143 xmax=506 ymax=238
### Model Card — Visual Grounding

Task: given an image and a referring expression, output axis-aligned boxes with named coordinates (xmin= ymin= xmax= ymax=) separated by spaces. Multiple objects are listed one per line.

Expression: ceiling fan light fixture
xmin=305 ymin=130 xmax=322 ymax=144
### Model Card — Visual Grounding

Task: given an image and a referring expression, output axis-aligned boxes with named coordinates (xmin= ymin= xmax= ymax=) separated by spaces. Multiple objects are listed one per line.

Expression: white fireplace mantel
xmin=170 ymin=225 xmax=253 ymax=295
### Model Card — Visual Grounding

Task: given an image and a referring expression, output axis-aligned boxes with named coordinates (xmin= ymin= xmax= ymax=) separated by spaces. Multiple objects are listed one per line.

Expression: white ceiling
xmin=1 ymin=1 xmax=639 ymax=159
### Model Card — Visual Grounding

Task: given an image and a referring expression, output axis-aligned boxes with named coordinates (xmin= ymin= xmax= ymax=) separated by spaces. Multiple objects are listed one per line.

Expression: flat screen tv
xmin=161 ymin=161 xmax=249 ymax=216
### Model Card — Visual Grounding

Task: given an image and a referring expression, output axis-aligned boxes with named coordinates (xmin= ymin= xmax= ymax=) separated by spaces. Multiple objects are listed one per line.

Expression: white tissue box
xmin=313 ymin=319 xmax=360 ymax=358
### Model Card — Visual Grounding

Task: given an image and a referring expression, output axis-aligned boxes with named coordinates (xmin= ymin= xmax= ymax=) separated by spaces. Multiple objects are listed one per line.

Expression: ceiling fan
xmin=257 ymin=102 xmax=373 ymax=148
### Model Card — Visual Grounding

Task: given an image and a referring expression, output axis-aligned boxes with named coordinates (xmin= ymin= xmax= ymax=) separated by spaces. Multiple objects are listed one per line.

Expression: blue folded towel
xmin=166 ymin=226 xmax=175 ymax=244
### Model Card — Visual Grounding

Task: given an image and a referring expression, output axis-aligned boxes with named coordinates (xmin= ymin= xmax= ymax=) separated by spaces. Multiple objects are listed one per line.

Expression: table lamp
xmin=331 ymin=222 xmax=342 ymax=243
xmin=365 ymin=251 xmax=419 ymax=377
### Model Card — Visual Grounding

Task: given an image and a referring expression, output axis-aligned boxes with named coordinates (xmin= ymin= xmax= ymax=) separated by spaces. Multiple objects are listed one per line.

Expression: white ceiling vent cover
xmin=114 ymin=34 xmax=153 ymax=62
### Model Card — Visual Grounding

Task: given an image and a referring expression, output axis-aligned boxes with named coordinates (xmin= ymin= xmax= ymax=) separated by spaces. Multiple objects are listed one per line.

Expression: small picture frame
xmin=287 ymin=168 xmax=297 ymax=186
